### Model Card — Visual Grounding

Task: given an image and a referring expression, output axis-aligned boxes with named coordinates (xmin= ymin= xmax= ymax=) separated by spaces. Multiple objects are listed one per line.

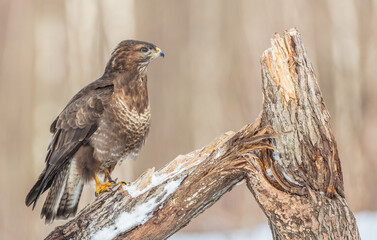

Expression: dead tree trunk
xmin=248 ymin=28 xmax=359 ymax=239
xmin=46 ymin=28 xmax=360 ymax=240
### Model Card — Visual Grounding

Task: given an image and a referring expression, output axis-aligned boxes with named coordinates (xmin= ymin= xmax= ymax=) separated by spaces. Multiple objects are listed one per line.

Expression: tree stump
xmin=46 ymin=28 xmax=360 ymax=240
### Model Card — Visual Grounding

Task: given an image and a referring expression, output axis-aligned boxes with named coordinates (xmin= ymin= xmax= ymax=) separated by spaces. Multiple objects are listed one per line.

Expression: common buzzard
xmin=25 ymin=40 xmax=164 ymax=223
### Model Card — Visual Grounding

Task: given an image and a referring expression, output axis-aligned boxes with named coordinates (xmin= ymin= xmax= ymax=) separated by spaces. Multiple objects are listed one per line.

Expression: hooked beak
xmin=149 ymin=47 xmax=165 ymax=58
xmin=156 ymin=47 xmax=165 ymax=58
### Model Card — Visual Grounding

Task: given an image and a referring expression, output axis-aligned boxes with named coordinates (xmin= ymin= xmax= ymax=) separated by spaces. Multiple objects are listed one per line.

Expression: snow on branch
xmin=46 ymin=28 xmax=360 ymax=240
xmin=45 ymin=121 xmax=277 ymax=240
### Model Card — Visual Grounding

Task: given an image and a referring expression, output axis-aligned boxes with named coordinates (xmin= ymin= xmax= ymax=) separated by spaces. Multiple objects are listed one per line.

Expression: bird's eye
xmin=141 ymin=47 xmax=149 ymax=53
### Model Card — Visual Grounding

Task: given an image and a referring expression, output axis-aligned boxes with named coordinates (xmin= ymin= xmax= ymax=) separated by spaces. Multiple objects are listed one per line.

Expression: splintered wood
xmin=46 ymin=29 xmax=360 ymax=240
xmin=260 ymin=28 xmax=344 ymax=199
xmin=253 ymin=28 xmax=359 ymax=239
xmin=46 ymin=122 xmax=273 ymax=240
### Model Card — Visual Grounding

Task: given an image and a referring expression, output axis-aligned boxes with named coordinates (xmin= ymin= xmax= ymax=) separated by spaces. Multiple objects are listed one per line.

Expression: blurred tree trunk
xmin=46 ymin=29 xmax=360 ymax=240
xmin=30 ymin=1 xmax=137 ymax=238
xmin=326 ymin=0 xmax=368 ymax=210
xmin=0 ymin=0 xmax=36 ymax=239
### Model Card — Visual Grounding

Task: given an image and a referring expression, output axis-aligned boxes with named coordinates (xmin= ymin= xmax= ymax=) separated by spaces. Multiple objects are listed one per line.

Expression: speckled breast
xmin=90 ymin=96 xmax=151 ymax=170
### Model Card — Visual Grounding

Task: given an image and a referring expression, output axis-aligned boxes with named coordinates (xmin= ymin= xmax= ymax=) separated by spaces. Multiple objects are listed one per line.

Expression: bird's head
xmin=104 ymin=40 xmax=164 ymax=74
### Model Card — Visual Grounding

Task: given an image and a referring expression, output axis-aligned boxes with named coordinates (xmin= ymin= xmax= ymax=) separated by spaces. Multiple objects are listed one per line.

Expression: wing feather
xmin=26 ymin=80 xmax=113 ymax=208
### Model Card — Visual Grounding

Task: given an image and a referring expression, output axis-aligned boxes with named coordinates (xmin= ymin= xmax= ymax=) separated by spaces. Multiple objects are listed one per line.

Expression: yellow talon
xmin=104 ymin=169 xmax=130 ymax=186
xmin=118 ymin=181 xmax=130 ymax=186
xmin=94 ymin=174 xmax=112 ymax=196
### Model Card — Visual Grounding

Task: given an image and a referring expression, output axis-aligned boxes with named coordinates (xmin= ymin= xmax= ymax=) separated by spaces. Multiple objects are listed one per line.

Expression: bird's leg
xmin=94 ymin=174 xmax=112 ymax=197
xmin=104 ymin=169 xmax=116 ymax=184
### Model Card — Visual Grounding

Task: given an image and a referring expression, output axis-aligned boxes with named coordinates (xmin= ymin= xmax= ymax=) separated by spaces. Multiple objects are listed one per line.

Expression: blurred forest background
xmin=1 ymin=0 xmax=376 ymax=239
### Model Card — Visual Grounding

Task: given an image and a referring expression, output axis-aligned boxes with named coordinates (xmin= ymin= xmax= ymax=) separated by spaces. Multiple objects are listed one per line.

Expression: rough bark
xmin=45 ymin=122 xmax=278 ymax=240
xmin=46 ymin=29 xmax=360 ymax=240
xmin=247 ymin=28 xmax=359 ymax=239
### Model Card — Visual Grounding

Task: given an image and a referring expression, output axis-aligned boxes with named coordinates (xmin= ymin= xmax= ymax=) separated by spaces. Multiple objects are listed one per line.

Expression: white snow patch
xmin=266 ymin=169 xmax=273 ymax=178
xmin=92 ymin=199 xmax=154 ymax=240
xmin=170 ymin=211 xmax=377 ymax=240
xmin=124 ymin=166 xmax=187 ymax=198
xmin=355 ymin=211 xmax=377 ymax=240
xmin=272 ymin=151 xmax=283 ymax=165
xmin=163 ymin=177 xmax=183 ymax=195
xmin=92 ymin=177 xmax=184 ymax=240
xmin=281 ymin=171 xmax=302 ymax=186
xmin=171 ymin=223 xmax=271 ymax=240
xmin=269 ymin=150 xmax=303 ymax=187
xmin=123 ymin=152 xmax=202 ymax=198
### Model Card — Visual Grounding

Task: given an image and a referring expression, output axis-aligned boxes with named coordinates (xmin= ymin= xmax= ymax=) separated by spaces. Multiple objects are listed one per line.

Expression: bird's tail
xmin=41 ymin=159 xmax=84 ymax=224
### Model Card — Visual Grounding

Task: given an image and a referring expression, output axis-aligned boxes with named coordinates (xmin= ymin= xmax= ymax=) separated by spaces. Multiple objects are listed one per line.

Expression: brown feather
xmin=25 ymin=40 xmax=164 ymax=223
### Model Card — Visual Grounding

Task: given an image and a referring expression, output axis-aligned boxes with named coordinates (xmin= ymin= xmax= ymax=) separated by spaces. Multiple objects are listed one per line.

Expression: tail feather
xmin=41 ymin=159 xmax=84 ymax=224
xmin=57 ymin=172 xmax=84 ymax=219
xmin=25 ymin=168 xmax=52 ymax=209
xmin=25 ymin=177 xmax=43 ymax=208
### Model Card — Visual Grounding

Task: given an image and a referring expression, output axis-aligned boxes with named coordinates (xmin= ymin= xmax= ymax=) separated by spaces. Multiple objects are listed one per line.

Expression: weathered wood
xmin=248 ymin=28 xmax=359 ymax=239
xmin=45 ymin=122 xmax=276 ymax=240
xmin=46 ymin=29 xmax=360 ymax=240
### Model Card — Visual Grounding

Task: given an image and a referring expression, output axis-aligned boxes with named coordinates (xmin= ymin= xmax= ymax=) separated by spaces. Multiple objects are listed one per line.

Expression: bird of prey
xmin=25 ymin=40 xmax=164 ymax=224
